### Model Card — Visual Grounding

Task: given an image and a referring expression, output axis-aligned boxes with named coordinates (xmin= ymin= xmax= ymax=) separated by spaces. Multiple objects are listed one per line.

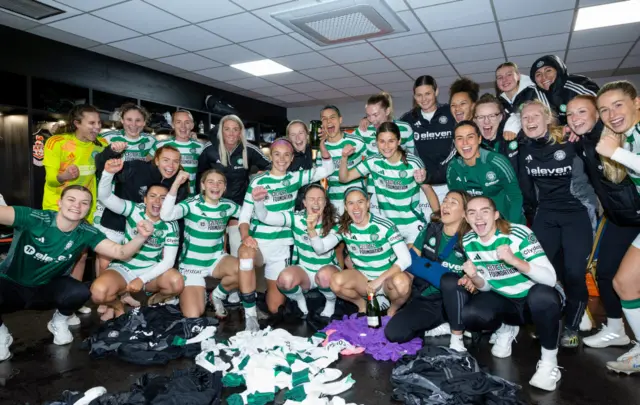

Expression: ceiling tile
xmin=54 ymin=0 xmax=125 ymax=12
xmin=414 ymin=0 xmax=495 ymax=32
xmin=320 ymin=43 xmax=383 ymax=64
xmin=288 ymin=32 xmax=366 ymax=51
xmin=391 ymin=51 xmax=448 ymax=69
xmin=263 ymin=71 xmax=314 ymax=85
xmin=197 ymin=44 xmax=263 ymax=65
xmin=149 ymin=0 xmax=243 ymax=23
xmin=196 ymin=66 xmax=253 ymax=81
xmin=272 ymin=51 xmax=335 ymax=70
xmin=88 ymin=44 xmax=148 ymax=62
xmin=92 ymin=1 xmax=187 ymax=34
xmin=620 ymin=55 xmax=640 ymax=69
xmin=28 ymin=25 xmax=101 ymax=48
xmin=276 ymin=94 xmax=315 ymax=103
xmin=198 ymin=12 xmax=280 ymax=42
xmin=430 ymin=75 xmax=459 ymax=88
xmin=405 ymin=64 xmax=457 ymax=79
xmin=231 ymin=0 xmax=291 ymax=9
xmin=385 ymin=0 xmax=411 ymax=11
xmin=151 ymin=26 xmax=230 ymax=52
xmin=26 ymin=0 xmax=81 ymax=22
xmin=406 ymin=0 xmax=459 ymax=6
xmin=570 ymin=23 xmax=640 ymax=48
xmin=571 ymin=58 xmax=623 ymax=73
xmin=0 ymin=10 xmax=40 ymax=30
xmin=250 ymin=0 xmax=319 ymax=34
xmin=241 ymin=35 xmax=311 ymax=58
xmin=326 ymin=76 xmax=374 ymax=89
xmin=253 ymin=86 xmax=298 ymax=97
xmin=493 ymin=0 xmax=576 ymax=20
xmin=286 ymin=82 xmax=332 ymax=92
xmin=361 ymin=71 xmax=411 ymax=85
xmin=49 ymin=14 xmax=139 ymax=43
xmin=455 ymin=58 xmax=506 ymax=74
xmin=341 ymin=86 xmax=383 ymax=96
xmin=156 ymin=53 xmax=222 ymax=70
xmin=226 ymin=77 xmax=275 ymax=90
xmin=432 ymin=23 xmax=500 ymax=49
xmin=504 ymin=33 xmax=569 ymax=57
xmin=632 ymin=41 xmax=640 ymax=56
xmin=444 ymin=43 xmax=504 ymax=63
xmin=256 ymin=96 xmax=284 ymax=106
xmin=110 ymin=36 xmax=184 ymax=58
xmin=567 ymin=43 xmax=634 ymax=63
xmin=508 ymin=51 xmax=566 ymax=72
xmin=379 ymin=81 xmax=414 ymax=92
xmin=310 ymin=90 xmax=350 ymax=100
xmin=300 ymin=66 xmax=354 ymax=80
xmin=136 ymin=60 xmax=186 ymax=75
xmin=469 ymin=71 xmax=499 ymax=84
xmin=370 ymin=33 xmax=438 ymax=58
xmin=579 ymin=0 xmax=624 ymax=5
xmin=342 ymin=59 xmax=398 ymax=76
xmin=499 ymin=10 xmax=573 ymax=41
xmin=367 ymin=9 xmax=426 ymax=41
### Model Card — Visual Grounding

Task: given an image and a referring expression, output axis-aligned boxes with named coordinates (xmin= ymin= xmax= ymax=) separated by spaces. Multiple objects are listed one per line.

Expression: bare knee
xmin=167 ymin=271 xmax=185 ymax=294
xmin=181 ymin=306 xmax=204 ymax=318
xmin=316 ymin=266 xmax=336 ymax=288
xmin=238 ymin=245 xmax=256 ymax=261
xmin=90 ymin=280 xmax=110 ymax=304
xmin=390 ymin=273 xmax=411 ymax=297
xmin=277 ymin=271 xmax=296 ymax=291
xmin=330 ymin=272 xmax=347 ymax=293
xmin=613 ymin=273 xmax=631 ymax=299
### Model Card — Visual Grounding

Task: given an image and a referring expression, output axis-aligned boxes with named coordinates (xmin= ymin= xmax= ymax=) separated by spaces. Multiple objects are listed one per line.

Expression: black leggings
xmin=596 ymin=221 xmax=640 ymax=319
xmin=440 ymin=272 xmax=562 ymax=349
xmin=385 ymin=293 xmax=445 ymax=343
xmin=533 ymin=209 xmax=592 ymax=330
xmin=0 ymin=277 xmax=90 ymax=325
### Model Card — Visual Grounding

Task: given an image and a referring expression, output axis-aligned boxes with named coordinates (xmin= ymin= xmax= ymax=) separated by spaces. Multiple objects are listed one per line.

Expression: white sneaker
xmin=449 ymin=336 xmax=467 ymax=352
xmin=227 ymin=291 xmax=240 ymax=304
xmin=73 ymin=387 xmax=107 ymax=405
xmin=489 ymin=323 xmax=507 ymax=344
xmin=47 ymin=312 xmax=73 ymax=345
xmin=67 ymin=313 xmax=81 ymax=326
xmin=616 ymin=341 xmax=640 ymax=362
xmin=607 ymin=343 xmax=640 ymax=374
xmin=76 ymin=305 xmax=92 ymax=314
xmin=376 ymin=295 xmax=390 ymax=311
xmin=425 ymin=323 xmax=451 ymax=337
xmin=583 ymin=324 xmax=630 ymax=348
xmin=529 ymin=361 xmax=561 ymax=391
xmin=0 ymin=325 xmax=13 ymax=361
xmin=580 ymin=310 xmax=593 ymax=332
xmin=209 ymin=291 xmax=228 ymax=319
xmin=491 ymin=325 xmax=519 ymax=358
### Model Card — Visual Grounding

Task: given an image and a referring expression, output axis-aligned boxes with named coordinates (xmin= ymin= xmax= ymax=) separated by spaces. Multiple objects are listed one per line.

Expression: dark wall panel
xmin=0 ymin=113 xmax=30 ymax=207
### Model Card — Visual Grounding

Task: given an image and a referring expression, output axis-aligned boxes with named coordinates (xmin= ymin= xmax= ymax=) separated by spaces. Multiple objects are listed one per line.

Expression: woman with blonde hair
xmin=518 ymin=100 xmax=597 ymax=348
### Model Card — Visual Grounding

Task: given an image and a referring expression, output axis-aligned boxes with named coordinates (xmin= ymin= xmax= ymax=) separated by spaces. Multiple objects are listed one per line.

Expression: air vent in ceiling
xmin=272 ymin=0 xmax=408 ymax=46
xmin=0 ymin=0 xmax=64 ymax=20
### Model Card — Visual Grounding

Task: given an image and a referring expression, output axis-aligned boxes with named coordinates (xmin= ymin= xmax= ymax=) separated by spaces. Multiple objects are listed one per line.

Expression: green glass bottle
xmin=366 ymin=292 xmax=381 ymax=329
xmin=309 ymin=120 xmax=321 ymax=149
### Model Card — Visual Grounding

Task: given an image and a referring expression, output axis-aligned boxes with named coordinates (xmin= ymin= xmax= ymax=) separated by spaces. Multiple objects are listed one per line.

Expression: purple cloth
xmin=321 ymin=314 xmax=423 ymax=361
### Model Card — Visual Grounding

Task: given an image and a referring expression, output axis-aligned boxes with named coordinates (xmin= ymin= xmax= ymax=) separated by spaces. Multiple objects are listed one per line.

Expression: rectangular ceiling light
xmin=0 ymin=0 xmax=64 ymax=20
xmin=231 ymin=59 xmax=292 ymax=76
xmin=574 ymin=0 xmax=640 ymax=31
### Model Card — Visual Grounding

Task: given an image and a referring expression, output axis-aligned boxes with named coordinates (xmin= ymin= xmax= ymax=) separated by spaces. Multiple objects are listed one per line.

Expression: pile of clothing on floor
xmin=45 ymin=366 xmax=222 ymax=405
xmin=82 ymin=304 xmax=218 ymax=365
xmin=390 ymin=346 xmax=527 ymax=405
xmin=194 ymin=327 xmax=362 ymax=405
xmin=321 ymin=314 xmax=423 ymax=361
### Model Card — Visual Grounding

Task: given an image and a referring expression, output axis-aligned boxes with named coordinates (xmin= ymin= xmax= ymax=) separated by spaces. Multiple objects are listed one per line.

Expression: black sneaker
xmin=560 ymin=327 xmax=579 ymax=348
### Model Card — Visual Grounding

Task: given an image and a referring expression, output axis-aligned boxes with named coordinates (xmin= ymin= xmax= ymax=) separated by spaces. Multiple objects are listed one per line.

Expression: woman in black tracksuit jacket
xmin=286 ymin=120 xmax=315 ymax=211
xmin=519 ymin=100 xmax=598 ymax=348
xmin=530 ymin=55 xmax=599 ymax=125
xmin=399 ymin=75 xmax=456 ymax=204
xmin=566 ymin=95 xmax=640 ymax=349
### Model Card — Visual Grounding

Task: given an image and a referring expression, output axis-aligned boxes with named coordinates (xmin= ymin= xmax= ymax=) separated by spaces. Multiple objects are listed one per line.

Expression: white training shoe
xmin=489 ymin=323 xmax=508 ymax=344
xmin=209 ymin=292 xmax=228 ymax=319
xmin=491 ymin=325 xmax=519 ymax=358
xmin=583 ymin=324 xmax=630 ymax=348
xmin=73 ymin=387 xmax=108 ymax=405
xmin=0 ymin=324 xmax=13 ymax=361
xmin=616 ymin=341 xmax=640 ymax=362
xmin=425 ymin=323 xmax=451 ymax=337
xmin=47 ymin=312 xmax=74 ymax=345
xmin=227 ymin=291 xmax=240 ymax=304
xmin=449 ymin=336 xmax=467 ymax=352
xmin=76 ymin=305 xmax=92 ymax=314
xmin=607 ymin=343 xmax=640 ymax=374
xmin=580 ymin=310 xmax=593 ymax=332
xmin=529 ymin=361 xmax=562 ymax=391
xmin=67 ymin=313 xmax=81 ymax=326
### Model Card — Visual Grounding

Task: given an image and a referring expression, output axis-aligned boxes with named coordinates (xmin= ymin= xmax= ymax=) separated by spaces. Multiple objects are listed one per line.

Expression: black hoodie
xmin=288 ymin=144 xmax=314 ymax=211
xmin=530 ymin=55 xmax=599 ymax=125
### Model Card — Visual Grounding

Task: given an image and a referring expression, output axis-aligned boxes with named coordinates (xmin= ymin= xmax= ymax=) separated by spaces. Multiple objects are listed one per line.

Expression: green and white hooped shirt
xmin=462 ymin=224 xmax=547 ymax=299
xmin=317 ymin=133 xmax=367 ymax=205
xmin=355 ymin=153 xmax=425 ymax=227
xmin=150 ymin=139 xmax=209 ymax=195
xmin=355 ymin=120 xmax=415 ymax=158
xmin=612 ymin=122 xmax=640 ymax=195
xmin=101 ymin=130 xmax=156 ymax=161
xmin=339 ymin=214 xmax=404 ymax=280
xmin=285 ymin=211 xmax=339 ymax=273
xmin=161 ymin=194 xmax=239 ymax=270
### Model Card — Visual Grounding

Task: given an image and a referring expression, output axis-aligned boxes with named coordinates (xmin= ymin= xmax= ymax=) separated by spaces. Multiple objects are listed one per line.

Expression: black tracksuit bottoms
xmin=385 ymin=293 xmax=445 ymax=343
xmin=440 ymin=272 xmax=562 ymax=350
xmin=532 ymin=208 xmax=592 ymax=331
xmin=0 ymin=277 xmax=90 ymax=325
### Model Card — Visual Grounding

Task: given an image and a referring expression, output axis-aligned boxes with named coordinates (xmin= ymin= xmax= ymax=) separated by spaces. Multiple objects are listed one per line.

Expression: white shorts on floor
xmin=94 ymin=223 xmax=125 ymax=244
xmin=261 ymin=243 xmax=291 ymax=281
xmin=108 ymin=263 xmax=150 ymax=285
xmin=633 ymin=233 xmax=640 ymax=249
xmin=179 ymin=254 xmax=228 ymax=288
xmin=419 ymin=184 xmax=449 ymax=220
xmin=227 ymin=225 xmax=241 ymax=257
xmin=396 ymin=221 xmax=422 ymax=245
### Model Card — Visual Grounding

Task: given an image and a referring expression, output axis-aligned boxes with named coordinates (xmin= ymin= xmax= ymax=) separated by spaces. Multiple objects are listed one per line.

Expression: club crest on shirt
xmin=399 ymin=170 xmax=408 ymax=178
xmin=428 ymin=237 xmax=436 ymax=246
xmin=439 ymin=116 xmax=448 ymax=125
xmin=554 ymin=150 xmax=566 ymax=161
xmin=508 ymin=141 xmax=518 ymax=150
xmin=486 ymin=171 xmax=497 ymax=182
xmin=528 ymin=233 xmax=538 ymax=244
xmin=190 ymin=148 xmax=197 ymax=154
xmin=237 ymin=158 xmax=243 ymax=165
xmin=371 ymin=234 xmax=379 ymax=242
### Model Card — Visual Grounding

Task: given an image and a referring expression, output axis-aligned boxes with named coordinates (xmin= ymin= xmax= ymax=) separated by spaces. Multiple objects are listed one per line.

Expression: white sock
xmin=0 ymin=324 xmax=8 ymax=334
xmin=607 ymin=317 xmax=624 ymax=332
xmin=52 ymin=310 xmax=69 ymax=323
xmin=540 ymin=347 xmax=558 ymax=366
xmin=185 ymin=326 xmax=217 ymax=345
xmin=245 ymin=305 xmax=257 ymax=317
xmin=281 ymin=286 xmax=308 ymax=314
xmin=212 ymin=284 xmax=228 ymax=301
xmin=319 ymin=288 xmax=336 ymax=317
xmin=450 ymin=334 xmax=463 ymax=345
xmin=622 ymin=306 xmax=640 ymax=339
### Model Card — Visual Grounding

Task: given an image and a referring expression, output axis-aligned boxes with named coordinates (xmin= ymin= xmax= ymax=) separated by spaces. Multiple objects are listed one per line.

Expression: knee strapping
xmin=240 ymin=291 xmax=256 ymax=305
xmin=239 ymin=258 xmax=253 ymax=272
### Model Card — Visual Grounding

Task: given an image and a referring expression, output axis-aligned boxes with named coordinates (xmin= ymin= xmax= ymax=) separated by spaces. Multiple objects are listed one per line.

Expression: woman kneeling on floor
xmin=440 ymin=195 xmax=563 ymax=391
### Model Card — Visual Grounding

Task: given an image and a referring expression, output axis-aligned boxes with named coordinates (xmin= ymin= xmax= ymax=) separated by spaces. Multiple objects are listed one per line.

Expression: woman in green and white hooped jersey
xmin=252 ymin=184 xmax=340 ymax=318
xmin=339 ymin=121 xmax=437 ymax=245
xmin=91 ymin=158 xmax=185 ymax=321
xmin=594 ymin=80 xmax=640 ymax=374
xmin=440 ymin=195 xmax=563 ymax=391
xmin=149 ymin=110 xmax=209 ymax=196
xmin=160 ymin=169 xmax=243 ymax=322
xmin=310 ymin=187 xmax=412 ymax=316
xmin=238 ymin=138 xmax=333 ymax=318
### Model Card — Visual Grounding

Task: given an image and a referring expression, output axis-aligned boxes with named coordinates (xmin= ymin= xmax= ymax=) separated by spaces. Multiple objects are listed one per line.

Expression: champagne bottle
xmin=309 ymin=120 xmax=321 ymax=149
xmin=366 ymin=292 xmax=381 ymax=329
